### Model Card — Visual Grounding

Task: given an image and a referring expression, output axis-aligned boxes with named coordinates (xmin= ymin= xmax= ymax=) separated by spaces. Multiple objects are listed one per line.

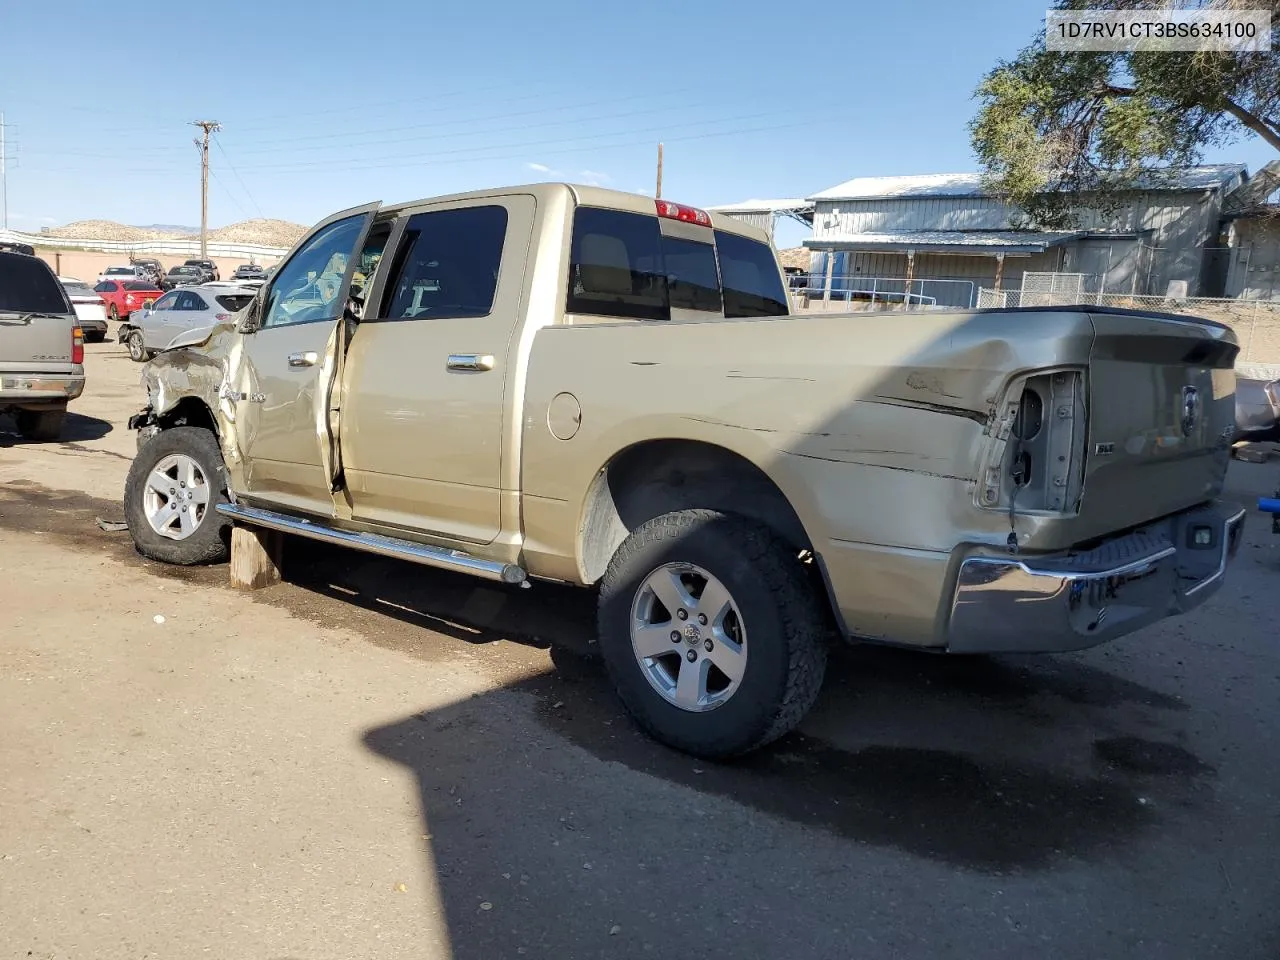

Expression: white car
xmin=96 ymin=264 xmax=143 ymax=284
xmin=57 ymin=276 xmax=110 ymax=342
xmin=120 ymin=286 xmax=256 ymax=362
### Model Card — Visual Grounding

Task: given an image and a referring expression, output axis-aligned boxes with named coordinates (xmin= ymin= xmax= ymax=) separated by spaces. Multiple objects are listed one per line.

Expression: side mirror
xmin=237 ymin=291 xmax=265 ymax=334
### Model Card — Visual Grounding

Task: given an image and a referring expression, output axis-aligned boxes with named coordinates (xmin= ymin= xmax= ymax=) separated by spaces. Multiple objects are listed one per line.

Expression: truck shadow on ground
xmin=276 ymin=545 xmax=1214 ymax=877
xmin=0 ymin=411 xmax=113 ymax=445
xmin=358 ymin=641 xmax=1214 ymax=959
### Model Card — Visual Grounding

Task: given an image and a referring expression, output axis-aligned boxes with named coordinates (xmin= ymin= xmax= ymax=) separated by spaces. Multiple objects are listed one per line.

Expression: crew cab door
xmin=339 ymin=195 xmax=535 ymax=544
xmin=232 ymin=202 xmax=380 ymax=517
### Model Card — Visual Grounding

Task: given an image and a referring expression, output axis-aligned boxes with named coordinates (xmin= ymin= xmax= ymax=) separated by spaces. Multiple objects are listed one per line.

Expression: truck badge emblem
xmin=1180 ymin=385 xmax=1200 ymax=437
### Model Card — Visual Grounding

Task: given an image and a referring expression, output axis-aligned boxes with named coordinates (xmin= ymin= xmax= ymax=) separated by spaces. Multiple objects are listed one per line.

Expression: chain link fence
xmin=976 ymin=288 xmax=1280 ymax=368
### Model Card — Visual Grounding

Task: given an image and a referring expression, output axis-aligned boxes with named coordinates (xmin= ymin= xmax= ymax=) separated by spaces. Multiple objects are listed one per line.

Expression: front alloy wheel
xmin=142 ymin=453 xmax=212 ymax=541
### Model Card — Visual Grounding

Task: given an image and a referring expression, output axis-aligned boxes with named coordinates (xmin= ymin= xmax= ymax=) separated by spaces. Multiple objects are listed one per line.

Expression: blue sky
xmin=2 ymin=0 xmax=1274 ymax=248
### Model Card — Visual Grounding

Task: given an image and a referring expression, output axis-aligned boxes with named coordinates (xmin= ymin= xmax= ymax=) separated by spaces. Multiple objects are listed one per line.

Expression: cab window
xmin=380 ymin=206 xmax=508 ymax=320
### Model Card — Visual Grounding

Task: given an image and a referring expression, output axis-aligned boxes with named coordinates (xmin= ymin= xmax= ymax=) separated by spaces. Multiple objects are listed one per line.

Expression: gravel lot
xmin=1 ymin=340 xmax=1277 ymax=959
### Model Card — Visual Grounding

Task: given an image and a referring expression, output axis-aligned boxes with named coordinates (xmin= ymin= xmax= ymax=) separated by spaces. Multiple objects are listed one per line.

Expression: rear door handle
xmin=287 ymin=351 xmax=319 ymax=367
xmin=447 ymin=353 xmax=495 ymax=372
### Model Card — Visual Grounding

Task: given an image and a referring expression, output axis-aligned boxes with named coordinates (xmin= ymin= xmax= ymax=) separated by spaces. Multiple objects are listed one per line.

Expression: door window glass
xmin=381 ymin=206 xmax=508 ymax=320
xmin=262 ymin=214 xmax=367 ymax=328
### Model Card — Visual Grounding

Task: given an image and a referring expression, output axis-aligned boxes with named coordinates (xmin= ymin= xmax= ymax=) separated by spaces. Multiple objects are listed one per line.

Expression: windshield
xmin=104 ymin=267 xmax=134 ymax=276
xmin=170 ymin=267 xmax=198 ymax=276
xmin=124 ymin=280 xmax=161 ymax=291
xmin=0 ymin=253 xmax=73 ymax=313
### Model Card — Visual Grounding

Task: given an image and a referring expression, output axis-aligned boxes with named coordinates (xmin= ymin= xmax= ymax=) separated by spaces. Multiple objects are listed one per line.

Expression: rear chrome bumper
xmin=947 ymin=501 xmax=1246 ymax=654
xmin=0 ymin=373 xmax=85 ymax=405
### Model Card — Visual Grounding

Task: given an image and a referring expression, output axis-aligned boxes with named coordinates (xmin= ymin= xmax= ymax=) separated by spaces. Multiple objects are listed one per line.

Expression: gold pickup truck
xmin=122 ymin=183 xmax=1246 ymax=758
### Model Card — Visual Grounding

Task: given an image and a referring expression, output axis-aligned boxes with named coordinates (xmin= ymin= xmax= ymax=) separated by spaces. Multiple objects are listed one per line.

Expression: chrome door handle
xmin=287 ymin=351 xmax=319 ymax=367
xmin=447 ymin=353 xmax=495 ymax=372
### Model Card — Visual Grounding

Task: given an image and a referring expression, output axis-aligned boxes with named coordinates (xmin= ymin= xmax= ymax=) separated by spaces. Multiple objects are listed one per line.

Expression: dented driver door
xmin=230 ymin=202 xmax=380 ymax=518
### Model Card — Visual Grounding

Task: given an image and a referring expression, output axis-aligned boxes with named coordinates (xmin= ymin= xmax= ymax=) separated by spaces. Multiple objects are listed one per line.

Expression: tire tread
xmin=598 ymin=509 xmax=828 ymax=757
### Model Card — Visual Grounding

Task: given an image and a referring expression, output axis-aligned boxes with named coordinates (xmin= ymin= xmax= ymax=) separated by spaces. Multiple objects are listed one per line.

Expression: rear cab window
xmin=215 ymin=294 xmax=255 ymax=312
xmin=565 ymin=206 xmax=787 ymax=322
xmin=0 ymin=253 xmax=73 ymax=314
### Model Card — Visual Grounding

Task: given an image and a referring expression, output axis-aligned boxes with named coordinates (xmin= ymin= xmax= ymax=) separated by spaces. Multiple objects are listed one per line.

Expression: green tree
xmin=970 ymin=0 xmax=1280 ymax=227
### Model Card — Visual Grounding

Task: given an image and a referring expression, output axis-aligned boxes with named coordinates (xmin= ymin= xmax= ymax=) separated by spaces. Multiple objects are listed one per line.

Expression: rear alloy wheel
xmin=597 ymin=509 xmax=829 ymax=758
xmin=126 ymin=330 xmax=147 ymax=362
xmin=15 ymin=406 xmax=66 ymax=442
xmin=124 ymin=426 xmax=230 ymax=565
xmin=108 ymin=304 xmax=119 ymax=321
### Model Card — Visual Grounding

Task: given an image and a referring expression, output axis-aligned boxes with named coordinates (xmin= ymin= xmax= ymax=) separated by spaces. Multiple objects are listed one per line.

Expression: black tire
xmin=15 ymin=406 xmax=66 ymax=442
xmin=126 ymin=329 xmax=147 ymax=362
xmin=124 ymin=426 xmax=230 ymax=565
xmin=597 ymin=510 xmax=829 ymax=759
xmin=85 ymin=329 xmax=106 ymax=343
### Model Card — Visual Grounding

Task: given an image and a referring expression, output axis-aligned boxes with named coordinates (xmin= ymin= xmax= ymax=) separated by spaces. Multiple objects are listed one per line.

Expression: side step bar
xmin=215 ymin=503 xmax=527 ymax=585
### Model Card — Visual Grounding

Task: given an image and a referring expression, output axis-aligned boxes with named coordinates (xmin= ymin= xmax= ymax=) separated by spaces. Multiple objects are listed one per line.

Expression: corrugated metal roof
xmin=705 ymin=198 xmax=813 ymax=213
xmin=809 ymin=164 xmax=1247 ymax=201
xmin=803 ymin=230 xmax=1089 ymax=254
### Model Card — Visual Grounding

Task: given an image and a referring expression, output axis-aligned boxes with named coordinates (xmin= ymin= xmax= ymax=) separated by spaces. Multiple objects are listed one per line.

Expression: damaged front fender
xmin=131 ymin=321 xmax=252 ymax=489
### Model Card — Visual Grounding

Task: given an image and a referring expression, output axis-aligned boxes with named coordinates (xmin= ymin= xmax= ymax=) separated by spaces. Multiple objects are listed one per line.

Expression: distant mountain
xmin=134 ymin=223 xmax=199 ymax=234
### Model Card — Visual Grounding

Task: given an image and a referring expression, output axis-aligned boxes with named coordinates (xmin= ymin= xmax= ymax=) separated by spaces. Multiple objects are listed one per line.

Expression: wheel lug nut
xmin=704 ymin=639 xmax=713 ymax=652
xmin=670 ymin=631 xmax=680 ymax=643
xmin=698 ymin=613 xmax=707 ymax=626
xmin=169 ymin=487 xmax=175 ymax=494
xmin=686 ymin=650 xmax=697 ymax=662
xmin=676 ymin=609 xmax=688 ymax=621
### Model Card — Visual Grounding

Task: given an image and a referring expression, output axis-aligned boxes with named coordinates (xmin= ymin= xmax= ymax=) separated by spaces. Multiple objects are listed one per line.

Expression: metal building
xmin=1223 ymin=161 xmax=1280 ymax=300
xmin=795 ymin=165 xmax=1247 ymax=307
xmin=702 ymin=199 xmax=814 ymax=241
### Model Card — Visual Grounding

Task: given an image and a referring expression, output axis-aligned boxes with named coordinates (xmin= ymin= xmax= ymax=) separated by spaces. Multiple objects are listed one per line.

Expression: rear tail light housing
xmin=979 ymin=367 xmax=1087 ymax=516
xmin=655 ymin=199 xmax=712 ymax=226
xmin=72 ymin=326 xmax=84 ymax=364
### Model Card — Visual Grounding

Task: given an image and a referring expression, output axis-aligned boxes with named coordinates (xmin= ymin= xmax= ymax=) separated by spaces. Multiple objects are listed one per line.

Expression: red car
xmin=93 ymin=279 xmax=164 ymax=321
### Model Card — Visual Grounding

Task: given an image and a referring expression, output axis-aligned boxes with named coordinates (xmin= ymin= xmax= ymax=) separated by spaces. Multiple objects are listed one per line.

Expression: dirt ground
xmin=1 ymin=341 xmax=1279 ymax=959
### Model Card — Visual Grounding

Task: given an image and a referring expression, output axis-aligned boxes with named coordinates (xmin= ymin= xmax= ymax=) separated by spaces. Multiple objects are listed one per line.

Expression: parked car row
xmin=93 ymin=258 xmax=274 ymax=291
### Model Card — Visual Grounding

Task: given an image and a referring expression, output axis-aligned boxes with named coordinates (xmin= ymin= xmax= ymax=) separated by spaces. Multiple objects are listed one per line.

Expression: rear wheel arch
xmin=578 ymin=439 xmax=814 ymax=585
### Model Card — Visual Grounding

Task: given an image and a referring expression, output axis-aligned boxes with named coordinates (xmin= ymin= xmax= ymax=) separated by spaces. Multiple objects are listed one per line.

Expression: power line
xmin=27 ymin=118 xmax=810 ymax=179
xmin=208 ymin=166 xmax=251 ymax=220
xmin=15 ymin=87 xmax=718 ymax=161
xmin=212 ymin=134 xmax=264 ymax=218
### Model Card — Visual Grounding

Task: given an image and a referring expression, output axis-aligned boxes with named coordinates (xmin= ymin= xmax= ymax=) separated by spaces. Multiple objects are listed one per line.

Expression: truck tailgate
xmin=0 ymin=313 xmax=77 ymax=374
xmin=1081 ymin=309 xmax=1237 ymax=529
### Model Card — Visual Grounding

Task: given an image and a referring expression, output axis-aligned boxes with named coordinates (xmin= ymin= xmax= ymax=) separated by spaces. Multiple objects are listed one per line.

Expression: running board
xmin=215 ymin=503 xmax=527 ymax=585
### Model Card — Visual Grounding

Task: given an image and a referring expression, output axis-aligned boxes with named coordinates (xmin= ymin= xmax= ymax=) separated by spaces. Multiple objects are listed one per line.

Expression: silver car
xmin=121 ymin=286 xmax=256 ymax=362
xmin=58 ymin=278 xmax=110 ymax=342
xmin=1235 ymin=378 xmax=1280 ymax=442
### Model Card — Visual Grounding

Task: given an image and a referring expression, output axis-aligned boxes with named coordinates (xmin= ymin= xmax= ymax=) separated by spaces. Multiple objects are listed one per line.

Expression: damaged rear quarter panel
xmin=521 ymin=309 xmax=1094 ymax=560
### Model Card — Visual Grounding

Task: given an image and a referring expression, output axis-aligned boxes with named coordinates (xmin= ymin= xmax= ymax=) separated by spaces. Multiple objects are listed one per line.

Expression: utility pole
xmin=191 ymin=120 xmax=220 ymax=258
xmin=1 ymin=112 xmax=8 ymax=231
xmin=655 ymin=142 xmax=663 ymax=199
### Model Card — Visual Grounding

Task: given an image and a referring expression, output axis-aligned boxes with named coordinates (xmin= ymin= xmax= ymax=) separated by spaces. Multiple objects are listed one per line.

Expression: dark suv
xmin=183 ymin=259 xmax=220 ymax=282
